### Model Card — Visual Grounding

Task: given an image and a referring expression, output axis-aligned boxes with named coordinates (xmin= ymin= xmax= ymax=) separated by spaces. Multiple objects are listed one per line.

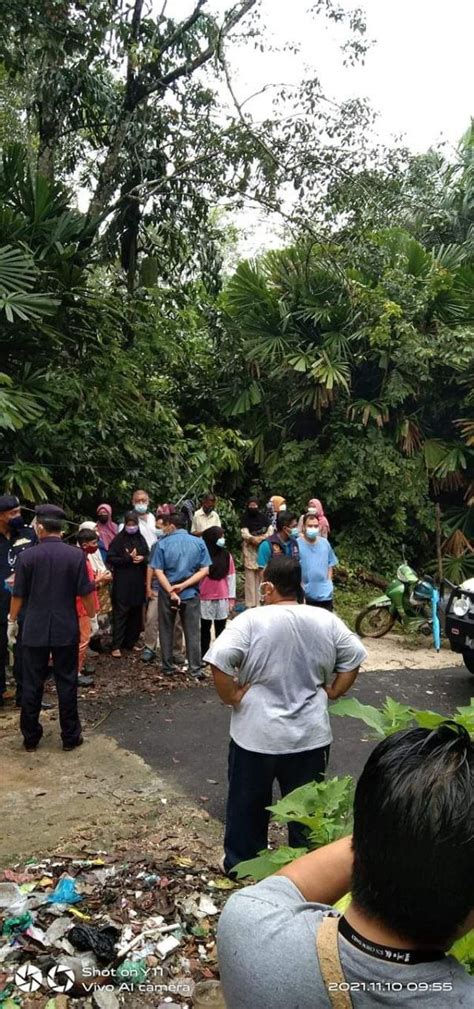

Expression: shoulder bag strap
xmin=316 ymin=915 xmax=354 ymax=1009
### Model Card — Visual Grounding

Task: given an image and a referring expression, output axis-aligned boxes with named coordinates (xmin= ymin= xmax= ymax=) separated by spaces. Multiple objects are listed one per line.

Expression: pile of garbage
xmin=0 ymin=852 xmax=238 ymax=1008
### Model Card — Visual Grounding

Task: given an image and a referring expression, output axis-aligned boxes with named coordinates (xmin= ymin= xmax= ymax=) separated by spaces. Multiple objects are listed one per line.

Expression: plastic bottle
xmin=193 ymin=980 xmax=227 ymax=1008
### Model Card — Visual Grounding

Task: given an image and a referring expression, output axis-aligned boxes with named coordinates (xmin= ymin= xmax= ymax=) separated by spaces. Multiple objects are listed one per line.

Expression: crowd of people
xmin=1 ymin=488 xmax=473 ymax=1005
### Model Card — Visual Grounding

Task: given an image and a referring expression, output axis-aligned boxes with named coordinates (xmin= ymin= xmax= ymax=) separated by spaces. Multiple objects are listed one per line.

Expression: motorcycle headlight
xmin=452 ymin=596 xmax=470 ymax=618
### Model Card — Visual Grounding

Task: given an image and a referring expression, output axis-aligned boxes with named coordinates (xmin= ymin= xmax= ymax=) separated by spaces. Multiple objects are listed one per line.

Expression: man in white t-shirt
xmin=205 ymin=555 xmax=367 ymax=875
xmin=191 ymin=492 xmax=221 ymax=536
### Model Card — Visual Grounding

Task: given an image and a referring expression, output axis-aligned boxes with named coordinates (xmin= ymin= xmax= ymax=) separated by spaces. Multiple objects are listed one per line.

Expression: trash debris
xmin=2 ymin=912 xmax=33 ymax=937
xmin=115 ymin=958 xmax=148 ymax=984
xmin=1 ymin=847 xmax=231 ymax=1004
xmin=47 ymin=876 xmax=83 ymax=905
xmin=68 ymin=924 xmax=120 ymax=962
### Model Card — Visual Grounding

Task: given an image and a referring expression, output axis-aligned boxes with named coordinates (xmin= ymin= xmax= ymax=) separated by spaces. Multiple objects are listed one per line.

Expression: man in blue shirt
xmin=298 ymin=513 xmax=338 ymax=610
xmin=257 ymin=511 xmax=299 ymax=570
xmin=152 ymin=512 xmax=210 ymax=679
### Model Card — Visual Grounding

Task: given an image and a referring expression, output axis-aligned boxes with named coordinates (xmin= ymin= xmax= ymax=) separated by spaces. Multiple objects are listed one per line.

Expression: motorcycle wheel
xmin=355 ymin=606 xmax=396 ymax=638
xmin=463 ymin=652 xmax=474 ymax=675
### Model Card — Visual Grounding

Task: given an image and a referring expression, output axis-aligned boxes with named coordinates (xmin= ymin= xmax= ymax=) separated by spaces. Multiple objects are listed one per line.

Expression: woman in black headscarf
xmin=107 ymin=511 xmax=149 ymax=657
xmin=200 ymin=526 xmax=236 ymax=658
xmin=240 ymin=496 xmax=272 ymax=608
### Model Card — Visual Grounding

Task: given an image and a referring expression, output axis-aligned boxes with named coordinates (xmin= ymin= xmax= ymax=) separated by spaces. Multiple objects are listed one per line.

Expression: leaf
xmin=234 ymin=846 xmax=307 ymax=882
xmin=330 ymin=697 xmax=388 ymax=736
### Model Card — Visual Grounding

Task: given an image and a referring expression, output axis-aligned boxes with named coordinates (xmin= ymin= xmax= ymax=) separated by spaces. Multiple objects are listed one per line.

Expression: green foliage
xmin=331 ymin=696 xmax=474 ymax=737
xmin=235 ymin=777 xmax=354 ymax=880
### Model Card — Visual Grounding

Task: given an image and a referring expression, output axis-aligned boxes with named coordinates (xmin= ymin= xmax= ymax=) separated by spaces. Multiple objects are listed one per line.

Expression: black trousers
xmin=200 ymin=617 xmax=227 ymax=657
xmin=224 ymin=739 xmax=330 ymax=873
xmin=0 ymin=621 xmax=7 ymax=697
xmin=13 ymin=623 xmax=23 ymax=705
xmin=306 ymin=597 xmax=334 ymax=612
xmin=21 ymin=644 xmax=81 ymax=748
xmin=112 ymin=602 xmax=143 ymax=650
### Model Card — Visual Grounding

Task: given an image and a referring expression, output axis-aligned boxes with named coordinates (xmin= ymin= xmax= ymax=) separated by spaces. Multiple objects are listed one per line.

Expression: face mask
xmin=155 ymin=528 xmax=165 ymax=537
xmin=125 ymin=525 xmax=139 ymax=535
xmin=134 ymin=503 xmax=148 ymax=514
xmin=216 ymin=537 xmax=226 ymax=548
xmin=307 ymin=507 xmax=317 ymax=515
xmin=278 ymin=505 xmax=287 ymax=512
xmin=306 ymin=527 xmax=319 ymax=541
xmin=97 ymin=514 xmax=108 ymax=524
xmin=84 ymin=543 xmax=98 ymax=554
xmin=8 ymin=516 xmax=24 ymax=529
xmin=289 ymin=527 xmax=299 ymax=539
xmin=248 ymin=507 xmax=258 ymax=512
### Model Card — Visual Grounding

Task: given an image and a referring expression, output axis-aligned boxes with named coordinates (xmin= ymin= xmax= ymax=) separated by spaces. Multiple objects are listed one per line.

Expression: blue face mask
xmin=155 ymin=528 xmax=165 ymax=538
xmin=216 ymin=537 xmax=226 ymax=548
xmin=306 ymin=527 xmax=319 ymax=541
xmin=289 ymin=527 xmax=299 ymax=540
xmin=134 ymin=503 xmax=147 ymax=514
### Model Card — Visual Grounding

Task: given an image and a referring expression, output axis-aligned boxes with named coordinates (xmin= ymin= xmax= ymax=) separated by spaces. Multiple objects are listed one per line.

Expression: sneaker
xmin=141 ymin=647 xmax=156 ymax=663
xmin=189 ymin=668 xmax=206 ymax=681
xmin=63 ymin=735 xmax=84 ymax=752
xmin=78 ymin=674 xmax=94 ymax=687
xmin=83 ymin=660 xmax=96 ymax=675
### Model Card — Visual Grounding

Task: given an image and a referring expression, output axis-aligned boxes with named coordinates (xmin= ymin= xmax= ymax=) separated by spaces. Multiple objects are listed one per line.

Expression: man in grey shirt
xmin=218 ymin=724 xmax=474 ymax=1008
xmin=205 ymin=555 xmax=367 ymax=874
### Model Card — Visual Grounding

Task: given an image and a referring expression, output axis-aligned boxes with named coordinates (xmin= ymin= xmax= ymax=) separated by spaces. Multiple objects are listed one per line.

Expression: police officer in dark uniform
xmin=9 ymin=504 xmax=95 ymax=752
xmin=0 ymin=494 xmax=36 ymax=706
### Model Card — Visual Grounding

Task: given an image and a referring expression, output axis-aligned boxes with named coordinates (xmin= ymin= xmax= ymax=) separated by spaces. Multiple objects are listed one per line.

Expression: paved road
xmin=102 ymin=661 xmax=473 ymax=821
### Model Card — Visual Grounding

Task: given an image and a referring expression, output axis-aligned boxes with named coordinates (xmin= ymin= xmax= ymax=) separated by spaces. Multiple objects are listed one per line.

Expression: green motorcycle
xmin=355 ymin=564 xmax=434 ymax=638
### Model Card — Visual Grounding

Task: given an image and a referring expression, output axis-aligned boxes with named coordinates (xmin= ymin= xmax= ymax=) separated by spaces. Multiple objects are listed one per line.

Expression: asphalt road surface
xmin=103 ymin=661 xmax=473 ymax=821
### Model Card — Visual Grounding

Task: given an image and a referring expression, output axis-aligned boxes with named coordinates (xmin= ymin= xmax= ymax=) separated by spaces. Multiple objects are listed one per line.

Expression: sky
xmin=163 ymin=0 xmax=473 ymax=253
xmin=169 ymin=0 xmax=473 ymax=153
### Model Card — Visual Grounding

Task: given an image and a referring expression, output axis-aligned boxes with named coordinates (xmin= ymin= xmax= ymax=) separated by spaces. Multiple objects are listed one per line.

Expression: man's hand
xmin=170 ymin=591 xmax=181 ymax=607
xmin=325 ymin=666 xmax=360 ymax=700
xmin=211 ymin=666 xmax=251 ymax=706
xmin=7 ymin=619 xmax=18 ymax=647
xmin=147 ymin=587 xmax=158 ymax=601
xmin=171 ymin=582 xmax=184 ymax=594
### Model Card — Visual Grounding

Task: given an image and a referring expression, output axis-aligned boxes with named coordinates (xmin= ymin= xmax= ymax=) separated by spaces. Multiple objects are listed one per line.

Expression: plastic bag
xmin=68 ymin=924 xmax=120 ymax=963
xmin=2 ymin=912 xmax=33 ymax=937
xmin=46 ymin=876 xmax=83 ymax=905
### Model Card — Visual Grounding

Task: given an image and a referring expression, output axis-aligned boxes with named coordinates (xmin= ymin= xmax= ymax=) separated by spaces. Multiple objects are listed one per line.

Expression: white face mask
xmin=259 ymin=581 xmax=274 ymax=605
xmin=307 ymin=507 xmax=317 ymax=515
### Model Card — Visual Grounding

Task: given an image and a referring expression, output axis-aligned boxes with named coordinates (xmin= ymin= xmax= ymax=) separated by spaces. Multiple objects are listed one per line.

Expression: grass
xmin=333 ymin=578 xmax=379 ymax=631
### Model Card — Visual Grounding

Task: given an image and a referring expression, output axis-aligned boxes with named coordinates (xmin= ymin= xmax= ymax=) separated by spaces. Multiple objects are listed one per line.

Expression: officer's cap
xmin=35 ymin=504 xmax=66 ymax=520
xmin=0 ymin=494 xmax=20 ymax=513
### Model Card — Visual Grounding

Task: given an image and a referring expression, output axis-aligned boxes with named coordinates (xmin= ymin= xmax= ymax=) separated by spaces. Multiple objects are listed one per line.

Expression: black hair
xmin=77 ymin=528 xmax=98 ymax=545
xmin=276 ymin=510 xmax=296 ymax=532
xmin=164 ymin=511 xmax=187 ymax=529
xmin=303 ymin=511 xmax=320 ymax=526
xmin=124 ymin=510 xmax=139 ymax=524
xmin=38 ymin=517 xmax=63 ymax=533
xmin=263 ymin=556 xmax=302 ymax=599
xmin=352 ymin=723 xmax=474 ymax=947
xmin=201 ymin=491 xmax=216 ymax=502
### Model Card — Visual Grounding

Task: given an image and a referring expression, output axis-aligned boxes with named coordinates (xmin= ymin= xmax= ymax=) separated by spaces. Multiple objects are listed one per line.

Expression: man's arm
xmin=325 ymin=666 xmax=359 ymax=700
xmin=172 ymin=566 xmax=209 ymax=593
xmin=9 ymin=596 xmax=24 ymax=620
xmin=211 ymin=665 xmax=250 ymax=706
xmin=155 ymin=568 xmax=175 ymax=594
xmin=275 ymin=835 xmax=353 ymax=905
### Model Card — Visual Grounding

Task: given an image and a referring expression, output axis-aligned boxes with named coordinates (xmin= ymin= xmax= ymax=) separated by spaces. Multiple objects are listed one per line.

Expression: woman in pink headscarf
xmin=96 ymin=503 xmax=118 ymax=553
xmin=297 ymin=498 xmax=330 ymax=537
